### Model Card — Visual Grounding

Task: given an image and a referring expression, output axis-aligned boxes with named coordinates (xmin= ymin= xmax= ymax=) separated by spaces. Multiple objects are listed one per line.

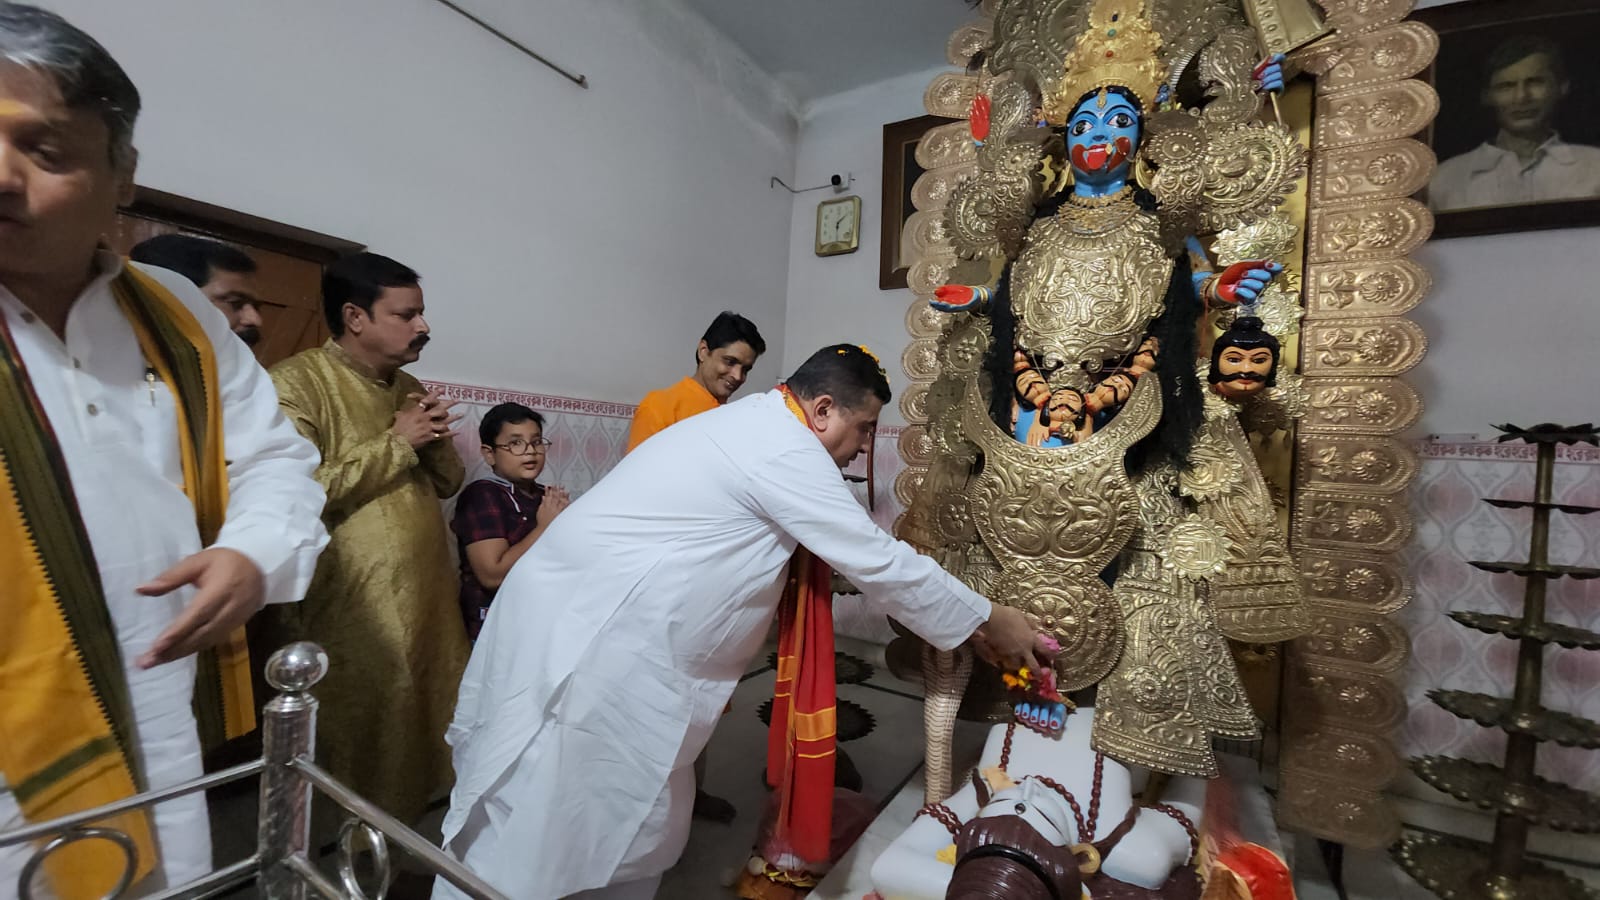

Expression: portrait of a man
xmin=1430 ymin=36 xmax=1600 ymax=212
xmin=1418 ymin=1 xmax=1600 ymax=237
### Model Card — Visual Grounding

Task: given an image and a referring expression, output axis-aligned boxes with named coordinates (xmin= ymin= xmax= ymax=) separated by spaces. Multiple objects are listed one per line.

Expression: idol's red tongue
xmin=1083 ymin=145 xmax=1109 ymax=170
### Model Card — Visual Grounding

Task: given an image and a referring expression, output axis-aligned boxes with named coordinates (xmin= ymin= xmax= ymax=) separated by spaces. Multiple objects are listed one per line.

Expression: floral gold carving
xmin=1160 ymin=514 xmax=1233 ymax=581
xmin=1296 ymin=435 xmax=1417 ymax=494
xmin=1319 ymin=22 xmax=1438 ymax=92
xmin=898 ymin=426 xmax=936 ymax=469
xmin=1313 ymin=139 xmax=1436 ymax=203
xmin=1294 ymin=490 xmax=1411 ymax=553
xmin=905 ymin=300 xmax=946 ymax=339
xmin=1280 ymin=726 xmax=1403 ymax=790
xmin=1307 ymin=198 xmax=1432 ymax=263
xmin=1093 ymin=555 xmax=1260 ymax=777
xmin=908 ymin=255 xmax=959 ymax=297
xmin=1250 ymin=285 xmax=1306 ymax=336
xmin=1299 ymin=551 xmax=1412 ymax=616
xmin=1303 ymin=318 xmax=1427 ymax=376
xmin=1277 ymin=775 xmax=1399 ymax=848
xmin=1295 ymin=611 xmax=1409 ymax=671
xmin=1199 ymin=123 xmax=1309 ymax=232
xmin=894 ymin=467 xmax=927 ymax=512
xmin=1212 ymin=213 xmax=1300 ymax=267
xmin=1301 ymin=378 xmax=1422 ymax=434
xmin=1314 ymin=81 xmax=1440 ymax=150
xmin=1179 ymin=438 xmax=1247 ymax=502
xmin=947 ymin=21 xmax=993 ymax=67
xmin=901 ymin=338 xmax=942 ymax=382
xmin=900 ymin=384 xmax=931 ymax=424
xmin=961 ymin=374 xmax=1162 ymax=689
xmin=1287 ymin=661 xmax=1409 ymax=728
xmin=1318 ymin=0 xmax=1413 ymax=35
xmin=904 ymin=209 xmax=952 ymax=263
xmin=1304 ymin=258 xmax=1430 ymax=318
xmin=1197 ymin=28 xmax=1266 ymax=127
xmin=912 ymin=162 xmax=977 ymax=213
xmin=917 ymin=121 xmax=980 ymax=171
xmin=1011 ymin=200 xmax=1174 ymax=369
xmin=924 ymin=72 xmax=979 ymax=118
xmin=987 ymin=0 xmax=1089 ymax=102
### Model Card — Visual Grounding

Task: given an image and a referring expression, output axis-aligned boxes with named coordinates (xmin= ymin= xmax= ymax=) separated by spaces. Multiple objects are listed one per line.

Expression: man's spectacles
xmin=490 ymin=437 xmax=553 ymax=455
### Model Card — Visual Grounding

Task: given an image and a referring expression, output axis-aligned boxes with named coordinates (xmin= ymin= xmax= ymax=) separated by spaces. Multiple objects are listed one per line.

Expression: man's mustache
xmin=409 ymin=335 xmax=430 ymax=350
xmin=1220 ymin=371 xmax=1266 ymax=383
xmin=237 ymin=326 xmax=261 ymax=347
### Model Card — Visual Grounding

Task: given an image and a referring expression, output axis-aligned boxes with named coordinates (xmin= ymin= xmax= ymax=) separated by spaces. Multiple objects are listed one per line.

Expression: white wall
xmin=783 ymin=29 xmax=1600 ymax=436
xmin=1412 ymin=229 xmax=1600 ymax=436
xmin=781 ymin=68 xmax=947 ymax=424
xmin=42 ymin=0 xmax=799 ymax=404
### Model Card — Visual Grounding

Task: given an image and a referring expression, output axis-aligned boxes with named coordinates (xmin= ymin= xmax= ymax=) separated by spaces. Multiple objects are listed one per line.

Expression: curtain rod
xmin=431 ymin=0 xmax=589 ymax=88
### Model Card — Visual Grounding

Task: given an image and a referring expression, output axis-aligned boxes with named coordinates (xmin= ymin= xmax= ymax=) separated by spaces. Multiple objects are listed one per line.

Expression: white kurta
xmin=0 ymin=256 xmax=328 ymax=897
xmin=437 ymin=389 xmax=991 ymax=900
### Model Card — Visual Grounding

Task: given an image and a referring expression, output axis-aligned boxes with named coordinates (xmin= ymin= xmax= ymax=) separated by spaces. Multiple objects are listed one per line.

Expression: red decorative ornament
xmin=969 ymin=93 xmax=992 ymax=143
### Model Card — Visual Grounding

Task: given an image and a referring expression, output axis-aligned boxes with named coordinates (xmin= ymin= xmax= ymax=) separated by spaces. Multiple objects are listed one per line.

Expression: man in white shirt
xmin=436 ymin=344 xmax=1050 ymax=900
xmin=0 ymin=5 xmax=327 ymax=897
xmin=1430 ymin=35 xmax=1600 ymax=211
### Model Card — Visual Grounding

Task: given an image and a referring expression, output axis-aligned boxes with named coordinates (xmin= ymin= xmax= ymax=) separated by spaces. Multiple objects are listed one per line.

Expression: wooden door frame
xmin=122 ymin=186 xmax=364 ymax=262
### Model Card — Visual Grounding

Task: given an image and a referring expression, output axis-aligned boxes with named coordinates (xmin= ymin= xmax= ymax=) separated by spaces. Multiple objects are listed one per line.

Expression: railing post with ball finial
xmin=257 ymin=642 xmax=328 ymax=900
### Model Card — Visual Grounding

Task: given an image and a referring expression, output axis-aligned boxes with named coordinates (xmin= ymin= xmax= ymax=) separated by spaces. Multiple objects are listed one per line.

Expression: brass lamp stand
xmin=1396 ymin=424 xmax=1600 ymax=899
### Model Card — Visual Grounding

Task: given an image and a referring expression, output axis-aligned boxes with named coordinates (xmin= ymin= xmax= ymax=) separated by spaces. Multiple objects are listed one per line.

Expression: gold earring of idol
xmin=1133 ymin=154 xmax=1154 ymax=190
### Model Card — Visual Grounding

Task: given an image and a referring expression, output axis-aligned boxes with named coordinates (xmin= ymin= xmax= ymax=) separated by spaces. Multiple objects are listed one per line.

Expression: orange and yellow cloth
xmin=761 ymin=385 xmax=839 ymax=866
xmin=0 ymin=266 xmax=250 ymax=896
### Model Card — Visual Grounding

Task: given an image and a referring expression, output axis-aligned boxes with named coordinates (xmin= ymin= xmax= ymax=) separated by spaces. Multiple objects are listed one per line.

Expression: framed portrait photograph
xmin=880 ymin=114 xmax=955 ymax=290
xmin=1416 ymin=0 xmax=1600 ymax=239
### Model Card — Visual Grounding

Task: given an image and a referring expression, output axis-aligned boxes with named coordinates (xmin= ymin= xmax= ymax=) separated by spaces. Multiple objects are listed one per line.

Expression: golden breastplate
xmin=1010 ymin=199 xmax=1174 ymax=376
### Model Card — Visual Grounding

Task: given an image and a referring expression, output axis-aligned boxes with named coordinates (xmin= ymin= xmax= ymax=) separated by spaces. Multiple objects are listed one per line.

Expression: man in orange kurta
xmin=625 ymin=311 xmax=765 ymax=823
xmin=625 ymin=311 xmax=765 ymax=453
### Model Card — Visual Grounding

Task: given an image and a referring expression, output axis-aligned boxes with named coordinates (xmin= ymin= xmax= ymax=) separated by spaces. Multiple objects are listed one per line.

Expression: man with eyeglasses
xmin=451 ymin=402 xmax=571 ymax=641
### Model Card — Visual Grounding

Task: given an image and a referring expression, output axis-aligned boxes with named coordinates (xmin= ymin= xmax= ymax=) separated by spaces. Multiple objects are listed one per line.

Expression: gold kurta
xmin=265 ymin=340 xmax=468 ymax=822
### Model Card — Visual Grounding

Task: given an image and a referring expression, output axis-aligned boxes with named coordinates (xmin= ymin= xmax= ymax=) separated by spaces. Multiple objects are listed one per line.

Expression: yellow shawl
xmin=0 ymin=265 xmax=250 ymax=896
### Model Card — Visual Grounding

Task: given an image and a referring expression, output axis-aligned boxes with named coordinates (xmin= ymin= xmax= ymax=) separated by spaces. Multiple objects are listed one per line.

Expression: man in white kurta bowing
xmin=0 ymin=6 xmax=327 ymax=896
xmin=437 ymin=345 xmax=1046 ymax=900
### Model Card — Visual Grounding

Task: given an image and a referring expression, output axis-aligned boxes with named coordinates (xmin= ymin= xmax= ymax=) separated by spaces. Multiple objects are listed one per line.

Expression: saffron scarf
xmin=763 ymin=386 xmax=839 ymax=866
xmin=0 ymin=265 xmax=249 ymax=895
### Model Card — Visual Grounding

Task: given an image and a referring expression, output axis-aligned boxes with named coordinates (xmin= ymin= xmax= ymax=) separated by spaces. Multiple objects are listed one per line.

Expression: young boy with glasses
xmin=451 ymin=402 xmax=570 ymax=640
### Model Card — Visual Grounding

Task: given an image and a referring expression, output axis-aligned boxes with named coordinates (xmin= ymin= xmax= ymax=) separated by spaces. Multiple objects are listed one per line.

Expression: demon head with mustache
xmin=1208 ymin=316 xmax=1280 ymax=401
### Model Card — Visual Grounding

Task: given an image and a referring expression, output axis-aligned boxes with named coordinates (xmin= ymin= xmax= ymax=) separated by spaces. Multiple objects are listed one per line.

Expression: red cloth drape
xmin=764 ymin=547 xmax=837 ymax=866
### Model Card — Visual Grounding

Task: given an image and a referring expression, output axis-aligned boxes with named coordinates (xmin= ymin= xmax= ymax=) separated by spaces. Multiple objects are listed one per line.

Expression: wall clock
xmin=815 ymin=195 xmax=862 ymax=257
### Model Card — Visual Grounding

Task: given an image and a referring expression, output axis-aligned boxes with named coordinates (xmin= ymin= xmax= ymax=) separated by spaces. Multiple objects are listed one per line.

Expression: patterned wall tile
xmin=1399 ymin=441 xmax=1600 ymax=792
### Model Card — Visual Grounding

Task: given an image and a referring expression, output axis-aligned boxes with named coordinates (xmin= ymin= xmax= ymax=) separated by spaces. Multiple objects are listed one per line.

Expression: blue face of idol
xmin=1065 ymin=91 xmax=1141 ymax=184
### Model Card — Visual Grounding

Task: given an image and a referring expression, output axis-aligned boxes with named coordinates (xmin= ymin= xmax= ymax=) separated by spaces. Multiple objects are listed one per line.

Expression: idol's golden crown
xmin=1041 ymin=0 xmax=1166 ymax=125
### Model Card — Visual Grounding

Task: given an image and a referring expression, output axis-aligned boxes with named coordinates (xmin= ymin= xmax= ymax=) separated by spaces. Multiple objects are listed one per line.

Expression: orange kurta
xmin=625 ymin=376 xmax=719 ymax=454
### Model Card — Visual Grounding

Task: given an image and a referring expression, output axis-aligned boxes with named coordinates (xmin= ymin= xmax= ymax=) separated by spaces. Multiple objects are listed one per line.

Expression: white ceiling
xmin=677 ymin=0 xmax=976 ymax=106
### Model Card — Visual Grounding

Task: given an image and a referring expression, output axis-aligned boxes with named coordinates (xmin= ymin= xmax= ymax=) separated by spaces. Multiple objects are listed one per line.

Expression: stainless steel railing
xmin=0 ymin=643 xmax=508 ymax=900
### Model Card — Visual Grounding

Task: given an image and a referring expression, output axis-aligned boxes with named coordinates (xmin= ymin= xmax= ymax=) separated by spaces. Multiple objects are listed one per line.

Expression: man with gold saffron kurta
xmin=267 ymin=252 xmax=469 ymax=826
xmin=0 ymin=5 xmax=327 ymax=897
xmin=437 ymin=345 xmax=1051 ymax=900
